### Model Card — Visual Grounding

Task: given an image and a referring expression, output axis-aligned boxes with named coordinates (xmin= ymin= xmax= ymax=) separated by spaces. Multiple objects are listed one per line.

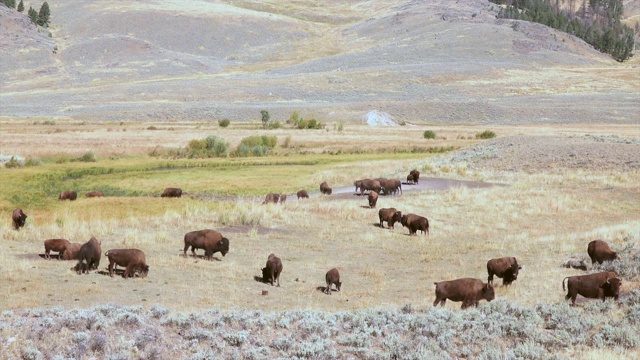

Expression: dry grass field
xmin=1 ymin=122 xmax=640 ymax=358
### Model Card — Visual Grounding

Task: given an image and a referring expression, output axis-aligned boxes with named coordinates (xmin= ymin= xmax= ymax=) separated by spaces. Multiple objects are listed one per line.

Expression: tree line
xmin=2 ymin=0 xmax=50 ymax=27
xmin=490 ymin=0 xmax=636 ymax=61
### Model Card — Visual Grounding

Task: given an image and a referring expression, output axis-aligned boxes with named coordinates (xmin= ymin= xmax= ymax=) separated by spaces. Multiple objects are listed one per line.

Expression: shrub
xmin=476 ymin=130 xmax=496 ymax=139
xmin=267 ymin=120 xmax=282 ymax=129
xmin=77 ymin=151 xmax=97 ymax=162
xmin=423 ymin=130 xmax=436 ymax=139
xmin=337 ymin=121 xmax=344 ymax=132
xmin=218 ymin=118 xmax=230 ymax=128
xmin=186 ymin=135 xmax=228 ymax=158
xmin=260 ymin=110 xmax=270 ymax=128
xmin=4 ymin=156 xmax=21 ymax=168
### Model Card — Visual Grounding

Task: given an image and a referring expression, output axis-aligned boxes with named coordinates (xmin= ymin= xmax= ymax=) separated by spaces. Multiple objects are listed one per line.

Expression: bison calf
xmin=262 ymin=253 xmax=283 ymax=287
xmin=161 ymin=187 xmax=182 ymax=198
xmin=44 ymin=239 xmax=71 ymax=260
xmin=433 ymin=278 xmax=495 ymax=309
xmin=487 ymin=257 xmax=522 ymax=286
xmin=75 ymin=237 xmax=102 ymax=274
xmin=297 ymin=190 xmax=309 ymax=199
xmin=12 ymin=208 xmax=27 ymax=230
xmin=563 ymin=271 xmax=621 ymax=305
xmin=105 ymin=249 xmax=149 ymax=279
xmin=59 ymin=191 xmax=77 ymax=201
xmin=183 ymin=229 xmax=229 ymax=259
xmin=368 ymin=191 xmax=378 ymax=208
xmin=401 ymin=213 xmax=429 ymax=236
xmin=325 ymin=268 xmax=341 ymax=294
xmin=587 ymin=240 xmax=617 ymax=265
xmin=378 ymin=208 xmax=402 ymax=229
xmin=262 ymin=193 xmax=280 ymax=204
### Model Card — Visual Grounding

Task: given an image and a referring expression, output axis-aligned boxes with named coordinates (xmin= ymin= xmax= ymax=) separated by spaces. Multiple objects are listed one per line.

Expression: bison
xmin=262 ymin=193 xmax=280 ymax=204
xmin=354 ymin=180 xmax=364 ymax=194
xmin=161 ymin=187 xmax=182 ymax=198
xmin=74 ymin=237 xmax=102 ymax=274
xmin=279 ymin=194 xmax=287 ymax=204
xmin=262 ymin=253 xmax=283 ymax=287
xmin=378 ymin=208 xmax=402 ymax=229
xmin=85 ymin=191 xmax=104 ymax=198
xmin=401 ymin=213 xmax=429 ymax=236
xmin=44 ymin=239 xmax=71 ymax=260
xmin=11 ymin=208 xmax=27 ymax=230
xmin=406 ymin=174 xmax=414 ymax=185
xmin=382 ymin=179 xmax=402 ymax=195
xmin=105 ymin=249 xmax=149 ymax=279
xmin=359 ymin=179 xmax=381 ymax=195
xmin=409 ymin=169 xmax=420 ymax=184
xmin=297 ymin=190 xmax=309 ymax=199
xmin=563 ymin=271 xmax=621 ymax=305
xmin=433 ymin=278 xmax=495 ymax=309
xmin=325 ymin=268 xmax=341 ymax=294
xmin=587 ymin=240 xmax=618 ymax=265
xmin=487 ymin=257 xmax=522 ymax=286
xmin=183 ymin=229 xmax=229 ymax=259
xmin=62 ymin=243 xmax=82 ymax=260
xmin=368 ymin=191 xmax=378 ymax=208
xmin=59 ymin=191 xmax=77 ymax=201
xmin=320 ymin=181 xmax=332 ymax=195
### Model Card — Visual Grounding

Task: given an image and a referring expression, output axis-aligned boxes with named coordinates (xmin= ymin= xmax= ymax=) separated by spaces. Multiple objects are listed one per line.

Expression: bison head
xmin=400 ymin=215 xmax=408 ymax=227
xmin=600 ymin=277 xmax=622 ymax=300
xmin=140 ymin=265 xmax=150 ymax=278
xmin=219 ymin=238 xmax=230 ymax=256
xmin=335 ymin=281 xmax=342 ymax=292
xmin=483 ymin=283 xmax=495 ymax=302
xmin=261 ymin=267 xmax=270 ymax=283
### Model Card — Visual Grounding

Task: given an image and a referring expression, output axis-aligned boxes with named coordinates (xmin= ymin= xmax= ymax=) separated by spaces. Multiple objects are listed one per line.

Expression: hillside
xmin=0 ymin=0 xmax=638 ymax=123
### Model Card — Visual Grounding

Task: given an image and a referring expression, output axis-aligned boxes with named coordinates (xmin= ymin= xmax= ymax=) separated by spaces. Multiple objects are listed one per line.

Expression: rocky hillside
xmin=0 ymin=0 xmax=638 ymax=123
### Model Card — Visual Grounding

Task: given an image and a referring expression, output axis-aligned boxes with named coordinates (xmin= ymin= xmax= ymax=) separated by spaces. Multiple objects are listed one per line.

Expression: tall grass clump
xmin=4 ymin=156 xmax=21 ymax=168
xmin=232 ymin=135 xmax=277 ymax=157
xmin=186 ymin=135 xmax=229 ymax=158
xmin=475 ymin=130 xmax=496 ymax=139
xmin=77 ymin=151 xmax=97 ymax=162
xmin=423 ymin=130 xmax=436 ymax=139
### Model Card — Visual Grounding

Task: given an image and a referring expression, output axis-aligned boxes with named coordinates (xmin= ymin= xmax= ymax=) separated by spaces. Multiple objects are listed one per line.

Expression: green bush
xmin=267 ymin=120 xmax=282 ymax=129
xmin=476 ymin=130 xmax=496 ymax=139
xmin=423 ymin=130 xmax=436 ymax=139
xmin=24 ymin=157 xmax=42 ymax=167
xmin=4 ymin=156 xmax=21 ymax=169
xmin=293 ymin=116 xmax=324 ymax=129
xmin=77 ymin=151 xmax=97 ymax=162
xmin=232 ymin=135 xmax=277 ymax=157
xmin=186 ymin=135 xmax=228 ymax=158
xmin=218 ymin=118 xmax=230 ymax=128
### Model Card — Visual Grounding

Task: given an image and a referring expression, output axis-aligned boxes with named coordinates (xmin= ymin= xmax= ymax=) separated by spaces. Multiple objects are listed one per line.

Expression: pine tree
xmin=5 ymin=0 xmax=16 ymax=9
xmin=28 ymin=6 xmax=38 ymax=24
xmin=17 ymin=0 xmax=23 ymax=12
xmin=37 ymin=1 xmax=50 ymax=27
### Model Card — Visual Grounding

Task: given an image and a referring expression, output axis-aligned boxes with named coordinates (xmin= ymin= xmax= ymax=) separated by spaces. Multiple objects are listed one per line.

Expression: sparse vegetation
xmin=186 ymin=135 xmax=229 ymax=158
xmin=423 ymin=130 xmax=437 ymax=139
xmin=218 ymin=118 xmax=230 ymax=128
xmin=4 ymin=156 xmax=21 ymax=168
xmin=476 ymin=130 xmax=496 ymax=139
xmin=77 ymin=151 xmax=97 ymax=162
xmin=232 ymin=135 xmax=278 ymax=157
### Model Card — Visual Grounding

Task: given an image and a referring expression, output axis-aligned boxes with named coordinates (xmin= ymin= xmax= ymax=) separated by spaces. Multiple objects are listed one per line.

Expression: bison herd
xmin=8 ymin=167 xmax=625 ymax=306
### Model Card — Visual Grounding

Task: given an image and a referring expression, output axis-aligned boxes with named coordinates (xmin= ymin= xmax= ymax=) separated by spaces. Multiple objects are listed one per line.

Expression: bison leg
xmin=123 ymin=264 xmax=134 ymax=279
xmin=108 ymin=261 xmax=115 ymax=277
xmin=45 ymin=249 xmax=50 ymax=260
xmin=433 ymin=297 xmax=446 ymax=307
xmin=487 ymin=273 xmax=494 ymax=285
xmin=275 ymin=271 xmax=281 ymax=287
xmin=325 ymin=283 xmax=331 ymax=294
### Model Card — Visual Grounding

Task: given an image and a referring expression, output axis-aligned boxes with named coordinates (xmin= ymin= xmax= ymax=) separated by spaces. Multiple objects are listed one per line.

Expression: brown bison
xmin=320 ymin=181 xmax=332 ymax=195
xmin=297 ymin=190 xmax=309 ymax=199
xmin=62 ymin=243 xmax=82 ymax=260
xmin=279 ymin=194 xmax=287 ymax=204
xmin=44 ymin=239 xmax=71 ymax=259
xmin=401 ymin=213 xmax=429 ymax=236
xmin=105 ymin=249 xmax=149 ymax=279
xmin=433 ymin=278 xmax=495 ymax=309
xmin=325 ymin=268 xmax=342 ymax=294
xmin=563 ymin=271 xmax=621 ymax=305
xmin=409 ymin=169 xmax=420 ymax=184
xmin=11 ymin=208 xmax=27 ymax=230
xmin=382 ymin=179 xmax=402 ymax=195
xmin=262 ymin=193 xmax=280 ymax=204
xmin=85 ymin=191 xmax=104 ymax=198
xmin=74 ymin=237 xmax=102 ymax=274
xmin=359 ymin=179 xmax=381 ymax=195
xmin=487 ymin=257 xmax=522 ymax=286
xmin=368 ymin=191 xmax=379 ymax=208
xmin=587 ymin=240 xmax=618 ymax=265
xmin=406 ymin=174 xmax=414 ymax=185
xmin=161 ymin=187 xmax=182 ymax=198
xmin=59 ymin=191 xmax=78 ymax=201
xmin=354 ymin=180 xmax=364 ymax=193
xmin=262 ymin=253 xmax=283 ymax=287
xmin=378 ymin=208 xmax=402 ymax=229
xmin=183 ymin=229 xmax=230 ymax=259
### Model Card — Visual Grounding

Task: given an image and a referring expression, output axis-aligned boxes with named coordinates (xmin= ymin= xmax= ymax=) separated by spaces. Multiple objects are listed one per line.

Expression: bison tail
xmin=104 ymin=250 xmax=110 ymax=256
xmin=562 ymin=277 xmax=569 ymax=291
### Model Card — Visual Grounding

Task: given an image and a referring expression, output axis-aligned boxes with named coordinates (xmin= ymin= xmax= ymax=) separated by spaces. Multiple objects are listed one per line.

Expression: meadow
xmin=1 ymin=120 xmax=639 ymax=358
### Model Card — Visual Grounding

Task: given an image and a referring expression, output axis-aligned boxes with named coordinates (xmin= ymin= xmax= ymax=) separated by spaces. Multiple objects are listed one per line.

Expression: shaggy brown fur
xmin=105 ymin=249 xmax=149 ymax=278
xmin=44 ymin=239 xmax=71 ymax=259
xmin=11 ymin=208 xmax=27 ymax=230
xmin=262 ymin=253 xmax=283 ymax=287
xmin=433 ymin=278 xmax=495 ymax=309
xmin=563 ymin=271 xmax=620 ymax=305
xmin=58 ymin=191 xmax=77 ymax=201
xmin=75 ymin=237 xmax=102 ymax=274
xmin=325 ymin=268 xmax=342 ymax=295
xmin=183 ymin=229 xmax=230 ymax=259
xmin=161 ymin=187 xmax=182 ymax=198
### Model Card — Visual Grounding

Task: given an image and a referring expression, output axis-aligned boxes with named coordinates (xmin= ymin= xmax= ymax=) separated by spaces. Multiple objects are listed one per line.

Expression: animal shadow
xmin=182 ymin=253 xmax=222 ymax=261
xmin=38 ymin=254 xmax=61 ymax=260
xmin=254 ymin=275 xmax=265 ymax=283
xmin=360 ymin=205 xmax=374 ymax=209
xmin=96 ymin=269 xmax=125 ymax=277
xmin=316 ymin=286 xmax=338 ymax=294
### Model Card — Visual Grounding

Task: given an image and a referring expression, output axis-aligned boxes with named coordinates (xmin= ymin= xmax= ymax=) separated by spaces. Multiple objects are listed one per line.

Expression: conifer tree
xmin=17 ymin=0 xmax=23 ymax=12
xmin=37 ymin=1 xmax=50 ymax=27
xmin=28 ymin=6 xmax=38 ymax=24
